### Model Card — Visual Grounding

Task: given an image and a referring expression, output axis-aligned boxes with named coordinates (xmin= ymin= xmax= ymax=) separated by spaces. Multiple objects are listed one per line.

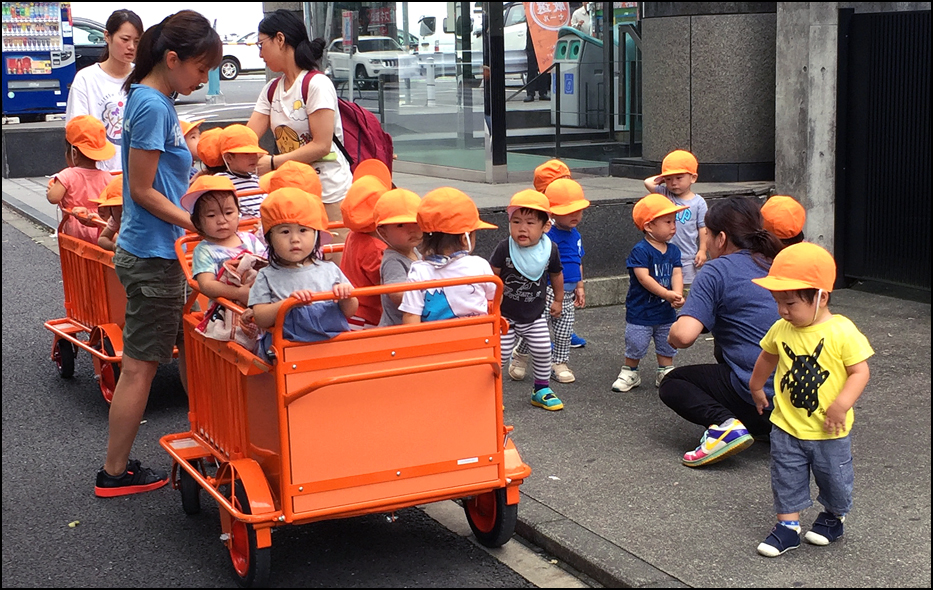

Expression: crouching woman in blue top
xmin=95 ymin=11 xmax=222 ymax=498
xmin=659 ymin=196 xmax=784 ymax=468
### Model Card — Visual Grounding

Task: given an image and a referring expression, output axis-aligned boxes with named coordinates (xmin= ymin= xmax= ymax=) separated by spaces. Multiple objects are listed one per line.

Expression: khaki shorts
xmin=113 ymin=247 xmax=186 ymax=363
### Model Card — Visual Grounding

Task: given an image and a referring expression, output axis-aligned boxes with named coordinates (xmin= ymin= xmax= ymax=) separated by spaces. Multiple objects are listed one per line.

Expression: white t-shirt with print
xmin=65 ymin=63 xmax=128 ymax=172
xmin=253 ymin=71 xmax=352 ymax=204
xmin=399 ymin=255 xmax=497 ymax=321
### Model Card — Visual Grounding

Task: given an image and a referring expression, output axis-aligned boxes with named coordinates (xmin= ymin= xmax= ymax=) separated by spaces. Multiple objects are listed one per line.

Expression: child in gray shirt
xmin=373 ymin=189 xmax=424 ymax=326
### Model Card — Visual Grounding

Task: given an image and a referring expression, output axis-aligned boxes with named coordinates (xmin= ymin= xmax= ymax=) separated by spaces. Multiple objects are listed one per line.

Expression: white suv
xmin=325 ymin=36 xmax=419 ymax=89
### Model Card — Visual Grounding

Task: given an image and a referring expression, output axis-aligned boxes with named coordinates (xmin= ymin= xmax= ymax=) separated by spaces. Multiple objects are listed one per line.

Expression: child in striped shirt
xmin=217 ymin=124 xmax=268 ymax=218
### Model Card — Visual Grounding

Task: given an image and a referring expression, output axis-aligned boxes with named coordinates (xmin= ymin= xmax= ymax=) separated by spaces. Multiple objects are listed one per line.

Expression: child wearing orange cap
xmin=340 ymin=175 xmax=390 ymax=330
xmin=761 ymin=195 xmax=806 ymax=246
xmin=532 ymin=159 xmax=572 ymax=193
xmin=644 ymin=149 xmax=708 ymax=290
xmin=180 ymin=118 xmax=205 ymax=181
xmin=217 ymin=124 xmax=269 ymax=218
xmin=195 ymin=126 xmax=227 ymax=178
xmin=491 ymin=190 xmax=566 ymax=411
xmin=373 ymin=188 xmax=423 ymax=326
xmin=47 ymin=115 xmax=116 ymax=244
xmin=249 ymin=188 xmax=357 ymax=333
xmin=612 ymin=194 xmax=688 ymax=393
xmin=748 ymin=242 xmax=873 ymax=558
xmin=92 ymin=174 xmax=124 ymax=251
xmin=400 ymin=188 xmax=497 ymax=324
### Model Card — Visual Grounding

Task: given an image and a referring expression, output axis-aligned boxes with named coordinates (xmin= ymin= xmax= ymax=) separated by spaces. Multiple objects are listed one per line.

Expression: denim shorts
xmin=625 ymin=322 xmax=677 ymax=360
xmin=770 ymin=426 xmax=854 ymax=516
xmin=113 ymin=247 xmax=186 ymax=363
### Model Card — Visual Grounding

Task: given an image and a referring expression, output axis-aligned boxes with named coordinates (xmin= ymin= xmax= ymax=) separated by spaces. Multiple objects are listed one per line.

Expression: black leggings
xmin=658 ymin=363 xmax=772 ymax=436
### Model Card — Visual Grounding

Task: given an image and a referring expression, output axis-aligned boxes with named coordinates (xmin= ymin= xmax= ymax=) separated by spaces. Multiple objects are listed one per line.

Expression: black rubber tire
xmin=463 ymin=488 xmax=517 ymax=548
xmin=54 ymin=339 xmax=75 ymax=379
xmin=220 ymin=58 xmax=239 ymax=80
xmin=226 ymin=481 xmax=271 ymax=588
xmin=179 ymin=463 xmax=201 ymax=515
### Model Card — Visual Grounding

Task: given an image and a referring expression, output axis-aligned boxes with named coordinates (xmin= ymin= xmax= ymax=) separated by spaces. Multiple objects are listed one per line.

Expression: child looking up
xmin=645 ymin=149 xmax=708 ymax=290
xmin=612 ymin=194 xmax=687 ymax=393
xmin=761 ymin=195 xmax=807 ymax=246
xmin=749 ymin=243 xmax=872 ymax=558
xmin=47 ymin=115 xmax=116 ymax=244
xmin=340 ymin=175 xmax=390 ymax=330
xmin=217 ymin=124 xmax=268 ymax=218
xmin=400 ymin=188 xmax=497 ymax=324
xmin=373 ymin=188 xmax=423 ymax=326
xmin=491 ymin=190 xmax=565 ymax=411
xmin=180 ymin=118 xmax=204 ymax=180
xmin=249 ymin=188 xmax=358 ymax=331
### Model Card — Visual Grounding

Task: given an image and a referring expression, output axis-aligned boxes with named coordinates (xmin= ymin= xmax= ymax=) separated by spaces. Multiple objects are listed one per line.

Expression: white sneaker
xmin=611 ymin=367 xmax=641 ymax=392
xmin=656 ymin=365 xmax=675 ymax=388
xmin=508 ymin=351 xmax=529 ymax=381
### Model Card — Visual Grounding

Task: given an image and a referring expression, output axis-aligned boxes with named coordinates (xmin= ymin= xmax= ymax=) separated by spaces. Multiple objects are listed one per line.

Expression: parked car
xmin=325 ymin=36 xmax=419 ymax=89
xmin=71 ymin=17 xmax=107 ymax=72
xmin=220 ymin=32 xmax=266 ymax=80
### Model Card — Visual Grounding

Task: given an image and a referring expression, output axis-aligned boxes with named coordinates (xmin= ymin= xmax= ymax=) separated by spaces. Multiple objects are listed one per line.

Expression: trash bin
xmin=550 ymin=27 xmax=604 ymax=128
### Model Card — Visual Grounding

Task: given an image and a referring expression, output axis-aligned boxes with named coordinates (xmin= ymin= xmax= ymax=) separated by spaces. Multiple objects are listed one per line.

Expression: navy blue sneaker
xmin=804 ymin=512 xmax=845 ymax=546
xmin=570 ymin=334 xmax=586 ymax=348
xmin=757 ymin=523 xmax=800 ymax=557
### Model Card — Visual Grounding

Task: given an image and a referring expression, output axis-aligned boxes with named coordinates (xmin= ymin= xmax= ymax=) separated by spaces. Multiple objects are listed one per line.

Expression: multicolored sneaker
xmin=656 ymin=365 xmax=675 ymax=388
xmin=757 ymin=523 xmax=801 ymax=557
xmin=682 ymin=418 xmax=753 ymax=467
xmin=95 ymin=459 xmax=170 ymax=498
xmin=569 ymin=334 xmax=587 ymax=348
xmin=531 ymin=387 xmax=564 ymax=411
xmin=804 ymin=512 xmax=845 ymax=546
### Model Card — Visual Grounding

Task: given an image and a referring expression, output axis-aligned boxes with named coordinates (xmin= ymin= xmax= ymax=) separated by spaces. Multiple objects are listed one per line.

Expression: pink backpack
xmin=266 ymin=71 xmax=394 ymax=175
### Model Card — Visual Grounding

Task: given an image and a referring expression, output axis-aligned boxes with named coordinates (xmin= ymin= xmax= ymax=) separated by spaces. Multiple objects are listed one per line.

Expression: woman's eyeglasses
xmin=256 ymin=36 xmax=271 ymax=51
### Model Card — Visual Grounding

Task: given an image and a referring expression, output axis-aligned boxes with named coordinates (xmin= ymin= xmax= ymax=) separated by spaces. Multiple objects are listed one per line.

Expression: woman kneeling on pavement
xmin=659 ymin=196 xmax=784 ymax=468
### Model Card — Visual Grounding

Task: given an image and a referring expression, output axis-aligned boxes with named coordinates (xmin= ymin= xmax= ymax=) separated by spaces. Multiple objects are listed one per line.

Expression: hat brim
xmin=180 ymin=189 xmax=212 ymax=213
xmin=224 ymin=146 xmax=269 ymax=155
xmin=78 ymin=142 xmax=116 ymax=161
xmin=507 ymin=205 xmax=550 ymax=218
xmin=655 ymin=168 xmax=696 ymax=180
xmin=377 ymin=214 xmax=419 ymax=225
xmin=258 ymin=172 xmax=273 ymax=193
xmin=91 ymin=196 xmax=123 ymax=207
xmin=472 ymin=220 xmax=498 ymax=230
xmin=550 ymin=199 xmax=590 ymax=215
xmin=751 ymin=276 xmax=827 ymax=292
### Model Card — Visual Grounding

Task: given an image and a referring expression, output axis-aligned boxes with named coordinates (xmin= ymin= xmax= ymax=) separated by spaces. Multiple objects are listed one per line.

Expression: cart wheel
xmin=228 ymin=481 xmax=271 ymax=588
xmin=463 ymin=488 xmax=517 ymax=548
xmin=179 ymin=462 xmax=201 ymax=515
xmin=54 ymin=339 xmax=75 ymax=379
xmin=98 ymin=335 xmax=120 ymax=405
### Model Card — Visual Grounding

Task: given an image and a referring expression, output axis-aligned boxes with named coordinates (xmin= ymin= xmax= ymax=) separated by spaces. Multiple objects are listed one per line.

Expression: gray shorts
xmin=113 ymin=247 xmax=185 ymax=363
xmin=770 ymin=426 xmax=854 ymax=516
xmin=625 ymin=322 xmax=677 ymax=360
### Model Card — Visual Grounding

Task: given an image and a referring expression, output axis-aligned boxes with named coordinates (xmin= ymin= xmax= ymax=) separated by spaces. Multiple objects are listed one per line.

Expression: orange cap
xmin=374 ymin=189 xmax=421 ymax=226
xmin=533 ymin=159 xmax=572 ymax=192
xmin=657 ymin=149 xmax=698 ymax=179
xmin=352 ymin=158 xmax=392 ymax=189
xmin=341 ymin=175 xmax=389 ymax=233
xmin=761 ymin=195 xmax=806 ymax=239
xmin=220 ymin=124 xmax=268 ymax=155
xmin=260 ymin=188 xmax=331 ymax=244
xmin=633 ymin=193 xmax=688 ymax=229
xmin=258 ymin=160 xmax=323 ymax=198
xmin=418 ymin=188 xmax=496 ymax=233
xmin=179 ymin=118 xmax=205 ymax=136
xmin=751 ymin=242 xmax=836 ymax=292
xmin=180 ymin=175 xmax=237 ymax=213
xmin=507 ymin=189 xmax=551 ymax=218
xmin=545 ymin=178 xmax=590 ymax=215
xmin=197 ymin=127 xmax=224 ymax=167
xmin=65 ymin=115 xmax=116 ymax=161
xmin=91 ymin=174 xmax=123 ymax=207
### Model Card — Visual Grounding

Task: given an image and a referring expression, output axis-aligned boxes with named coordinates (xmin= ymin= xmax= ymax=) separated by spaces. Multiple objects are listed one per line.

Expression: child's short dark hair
xmin=788 ymin=287 xmax=831 ymax=305
xmin=264 ymin=228 xmax=324 ymax=268
xmin=420 ymin=231 xmax=465 ymax=257
xmin=512 ymin=207 xmax=550 ymax=225
xmin=191 ymin=190 xmax=239 ymax=235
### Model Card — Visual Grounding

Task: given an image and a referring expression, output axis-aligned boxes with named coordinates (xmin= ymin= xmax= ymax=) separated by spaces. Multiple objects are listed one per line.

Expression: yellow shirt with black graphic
xmin=760 ymin=314 xmax=873 ymax=440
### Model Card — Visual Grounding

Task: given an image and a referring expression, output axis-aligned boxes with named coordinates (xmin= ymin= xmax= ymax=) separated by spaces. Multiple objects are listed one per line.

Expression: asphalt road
xmin=0 ymin=216 xmax=556 ymax=588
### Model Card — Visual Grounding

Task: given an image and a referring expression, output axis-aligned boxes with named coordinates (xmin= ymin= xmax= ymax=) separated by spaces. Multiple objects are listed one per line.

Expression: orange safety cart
xmin=161 ymin=233 xmax=531 ymax=587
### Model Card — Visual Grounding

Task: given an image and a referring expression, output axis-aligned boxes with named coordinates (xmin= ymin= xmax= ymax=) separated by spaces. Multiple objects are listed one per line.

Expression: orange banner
xmin=525 ymin=2 xmax=571 ymax=72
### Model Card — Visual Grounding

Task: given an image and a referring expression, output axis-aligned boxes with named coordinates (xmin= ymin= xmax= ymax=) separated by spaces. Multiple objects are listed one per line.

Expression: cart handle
xmin=60 ymin=207 xmax=108 ymax=230
xmin=283 ymin=356 xmax=501 ymax=406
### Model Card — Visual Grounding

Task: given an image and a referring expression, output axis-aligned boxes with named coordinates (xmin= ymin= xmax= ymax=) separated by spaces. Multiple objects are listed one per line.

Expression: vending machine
xmin=1 ymin=1 xmax=75 ymax=117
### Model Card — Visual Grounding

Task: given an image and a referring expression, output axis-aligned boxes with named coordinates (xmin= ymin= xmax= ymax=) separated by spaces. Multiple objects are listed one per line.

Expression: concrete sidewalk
xmin=3 ymin=174 xmax=929 ymax=587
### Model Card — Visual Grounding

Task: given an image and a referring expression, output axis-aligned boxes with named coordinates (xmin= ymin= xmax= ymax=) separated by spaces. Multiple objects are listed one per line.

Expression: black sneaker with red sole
xmin=95 ymin=459 xmax=169 ymax=498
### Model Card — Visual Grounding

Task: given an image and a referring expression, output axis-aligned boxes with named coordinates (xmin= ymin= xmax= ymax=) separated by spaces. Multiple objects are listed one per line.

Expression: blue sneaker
xmin=804 ymin=512 xmax=845 ymax=546
xmin=531 ymin=387 xmax=564 ymax=411
xmin=757 ymin=523 xmax=801 ymax=557
xmin=682 ymin=418 xmax=753 ymax=467
xmin=569 ymin=334 xmax=586 ymax=348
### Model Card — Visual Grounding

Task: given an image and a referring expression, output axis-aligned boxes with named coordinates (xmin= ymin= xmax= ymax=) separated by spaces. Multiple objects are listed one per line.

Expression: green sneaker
xmin=531 ymin=388 xmax=564 ymax=411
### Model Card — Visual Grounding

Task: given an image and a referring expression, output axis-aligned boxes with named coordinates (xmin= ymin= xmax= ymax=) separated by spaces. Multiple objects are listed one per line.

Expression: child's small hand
xmin=549 ymin=298 xmax=562 ymax=318
xmin=671 ymin=294 xmax=685 ymax=309
xmin=235 ymin=284 xmax=252 ymax=306
xmin=290 ymin=289 xmax=317 ymax=302
xmin=574 ymin=285 xmax=586 ymax=308
xmin=238 ymin=309 xmax=260 ymax=339
xmin=695 ymin=249 xmax=707 ymax=268
xmin=751 ymin=388 xmax=770 ymax=415
xmin=332 ymin=282 xmax=353 ymax=299
xmin=823 ymin=403 xmax=848 ymax=436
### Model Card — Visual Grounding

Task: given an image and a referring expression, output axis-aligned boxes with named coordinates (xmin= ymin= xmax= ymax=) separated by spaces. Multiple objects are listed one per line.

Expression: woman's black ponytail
xmin=259 ymin=9 xmax=325 ymax=71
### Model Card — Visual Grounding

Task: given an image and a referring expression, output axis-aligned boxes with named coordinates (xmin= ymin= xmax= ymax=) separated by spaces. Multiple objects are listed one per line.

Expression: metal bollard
xmin=426 ymin=57 xmax=436 ymax=107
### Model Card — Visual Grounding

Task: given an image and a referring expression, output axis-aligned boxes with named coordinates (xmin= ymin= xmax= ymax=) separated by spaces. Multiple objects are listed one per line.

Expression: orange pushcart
xmin=161 ymin=233 xmax=531 ymax=587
